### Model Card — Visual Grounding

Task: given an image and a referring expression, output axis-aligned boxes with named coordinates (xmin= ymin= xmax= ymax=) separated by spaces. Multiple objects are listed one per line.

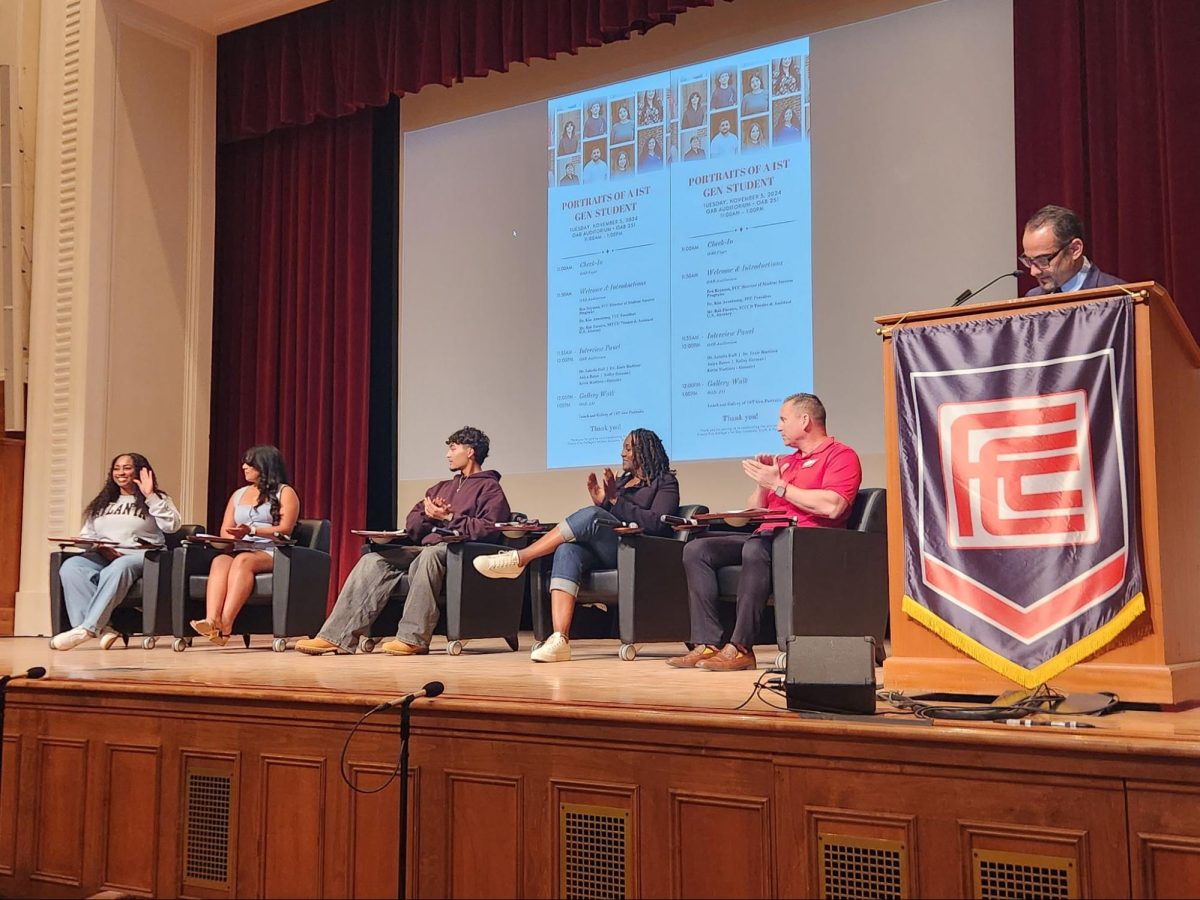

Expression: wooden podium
xmin=876 ymin=282 xmax=1200 ymax=705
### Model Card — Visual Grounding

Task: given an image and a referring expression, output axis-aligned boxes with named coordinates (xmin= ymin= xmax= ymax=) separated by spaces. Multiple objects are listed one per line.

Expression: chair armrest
xmin=271 ymin=545 xmax=332 ymax=637
xmin=48 ymin=549 xmax=82 ymax=635
xmin=443 ymin=541 xmax=525 ymax=641
xmin=140 ymin=547 xmax=175 ymax=635
xmin=771 ymin=526 xmax=889 ymax=645
xmin=615 ymin=534 xmax=692 ymax=643
xmin=170 ymin=543 xmax=222 ymax=635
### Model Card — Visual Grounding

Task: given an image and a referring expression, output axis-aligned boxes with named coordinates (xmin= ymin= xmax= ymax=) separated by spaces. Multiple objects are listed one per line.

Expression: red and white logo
xmin=939 ymin=390 xmax=1098 ymax=549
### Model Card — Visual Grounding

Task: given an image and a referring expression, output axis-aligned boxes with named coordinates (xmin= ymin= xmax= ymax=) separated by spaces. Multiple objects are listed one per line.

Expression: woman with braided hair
xmin=190 ymin=444 xmax=299 ymax=646
xmin=473 ymin=429 xmax=679 ymax=662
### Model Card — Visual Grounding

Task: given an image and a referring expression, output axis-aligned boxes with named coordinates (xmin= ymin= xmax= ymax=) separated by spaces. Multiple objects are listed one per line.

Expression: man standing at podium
xmin=1021 ymin=205 xmax=1124 ymax=296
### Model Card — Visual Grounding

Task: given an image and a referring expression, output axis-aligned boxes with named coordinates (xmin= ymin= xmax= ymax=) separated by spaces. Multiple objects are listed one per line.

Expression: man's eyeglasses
xmin=1018 ymin=243 xmax=1068 ymax=270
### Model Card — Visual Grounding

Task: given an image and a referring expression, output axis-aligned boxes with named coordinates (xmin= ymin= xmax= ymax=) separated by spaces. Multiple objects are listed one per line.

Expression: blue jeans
xmin=550 ymin=506 xmax=621 ymax=597
xmin=58 ymin=551 xmax=147 ymax=634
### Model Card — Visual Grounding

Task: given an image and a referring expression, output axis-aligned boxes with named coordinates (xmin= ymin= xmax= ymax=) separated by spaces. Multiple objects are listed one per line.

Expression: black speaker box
xmin=785 ymin=635 xmax=878 ymax=714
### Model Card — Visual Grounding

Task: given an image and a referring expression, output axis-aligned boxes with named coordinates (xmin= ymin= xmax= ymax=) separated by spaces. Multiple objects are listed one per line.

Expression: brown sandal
xmin=208 ymin=630 xmax=230 ymax=647
xmin=190 ymin=618 xmax=217 ymax=638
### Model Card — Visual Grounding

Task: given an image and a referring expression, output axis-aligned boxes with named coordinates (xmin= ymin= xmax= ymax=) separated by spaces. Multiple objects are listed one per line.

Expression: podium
xmin=876 ymin=282 xmax=1200 ymax=704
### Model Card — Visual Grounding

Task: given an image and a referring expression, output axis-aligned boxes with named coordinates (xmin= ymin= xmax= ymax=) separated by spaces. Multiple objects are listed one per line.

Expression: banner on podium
xmin=893 ymin=296 xmax=1145 ymax=687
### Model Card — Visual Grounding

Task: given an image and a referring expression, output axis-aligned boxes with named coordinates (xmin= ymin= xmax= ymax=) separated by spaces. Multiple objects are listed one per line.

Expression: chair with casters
xmin=49 ymin=526 xmax=203 ymax=649
xmin=355 ymin=528 xmax=529 ymax=655
xmin=714 ymin=488 xmax=889 ymax=668
xmin=530 ymin=503 xmax=710 ymax=660
xmin=169 ymin=518 xmax=332 ymax=652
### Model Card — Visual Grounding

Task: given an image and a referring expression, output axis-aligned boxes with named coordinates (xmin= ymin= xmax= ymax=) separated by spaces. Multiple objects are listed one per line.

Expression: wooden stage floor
xmin=6 ymin=634 xmax=1200 ymax=898
xmin=5 ymin=632 xmax=1200 ymax=741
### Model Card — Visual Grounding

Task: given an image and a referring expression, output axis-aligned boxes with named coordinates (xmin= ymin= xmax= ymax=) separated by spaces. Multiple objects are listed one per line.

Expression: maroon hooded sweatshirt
xmin=404 ymin=470 xmax=510 ymax=545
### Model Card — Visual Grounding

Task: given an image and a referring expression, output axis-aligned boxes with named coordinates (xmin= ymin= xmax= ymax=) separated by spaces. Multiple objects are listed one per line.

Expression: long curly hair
xmin=627 ymin=429 xmax=672 ymax=482
xmin=242 ymin=445 xmax=290 ymax=525
xmin=83 ymin=452 xmax=166 ymax=521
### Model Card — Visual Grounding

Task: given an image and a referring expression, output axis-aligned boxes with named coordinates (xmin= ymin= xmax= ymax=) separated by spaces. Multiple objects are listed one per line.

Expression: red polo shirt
xmin=758 ymin=437 xmax=862 ymax=531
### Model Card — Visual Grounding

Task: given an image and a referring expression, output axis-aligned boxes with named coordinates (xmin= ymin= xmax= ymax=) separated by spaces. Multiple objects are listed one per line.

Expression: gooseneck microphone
xmin=376 ymin=680 xmax=445 ymax=711
xmin=0 ymin=667 xmax=47 ymax=687
xmin=951 ymin=270 xmax=1022 ymax=307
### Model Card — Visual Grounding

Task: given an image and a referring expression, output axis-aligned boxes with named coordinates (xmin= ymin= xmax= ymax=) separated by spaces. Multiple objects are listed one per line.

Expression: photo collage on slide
xmin=550 ymin=52 xmax=809 ymax=187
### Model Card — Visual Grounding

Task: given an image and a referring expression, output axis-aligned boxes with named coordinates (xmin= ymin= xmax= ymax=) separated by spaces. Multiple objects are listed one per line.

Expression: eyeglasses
xmin=1018 ymin=243 xmax=1068 ymax=270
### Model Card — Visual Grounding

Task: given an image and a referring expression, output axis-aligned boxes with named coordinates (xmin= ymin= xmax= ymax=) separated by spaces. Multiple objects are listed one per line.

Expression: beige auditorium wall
xmin=15 ymin=0 xmax=214 ymax=635
xmin=395 ymin=0 xmax=1015 ymax=520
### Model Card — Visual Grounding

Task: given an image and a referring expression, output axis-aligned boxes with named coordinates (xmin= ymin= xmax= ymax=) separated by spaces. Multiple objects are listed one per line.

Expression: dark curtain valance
xmin=218 ymin=0 xmax=721 ymax=142
xmin=1014 ymin=0 xmax=1200 ymax=336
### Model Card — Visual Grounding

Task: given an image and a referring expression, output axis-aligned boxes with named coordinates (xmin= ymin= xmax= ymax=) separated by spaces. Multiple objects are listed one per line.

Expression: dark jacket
xmin=1025 ymin=264 xmax=1124 ymax=296
xmin=604 ymin=471 xmax=680 ymax=537
xmin=404 ymin=470 xmax=511 ymax=545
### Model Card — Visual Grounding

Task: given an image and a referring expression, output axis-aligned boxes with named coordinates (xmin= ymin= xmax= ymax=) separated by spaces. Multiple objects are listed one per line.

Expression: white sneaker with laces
xmin=98 ymin=626 xmax=122 ymax=650
xmin=531 ymin=632 xmax=571 ymax=663
xmin=473 ymin=549 xmax=525 ymax=579
xmin=50 ymin=626 xmax=94 ymax=651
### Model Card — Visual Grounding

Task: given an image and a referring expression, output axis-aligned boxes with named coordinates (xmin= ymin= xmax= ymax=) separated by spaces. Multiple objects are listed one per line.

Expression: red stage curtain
xmin=210 ymin=107 xmax=374 ymax=602
xmin=218 ymin=0 xmax=720 ymax=142
xmin=1014 ymin=0 xmax=1200 ymax=336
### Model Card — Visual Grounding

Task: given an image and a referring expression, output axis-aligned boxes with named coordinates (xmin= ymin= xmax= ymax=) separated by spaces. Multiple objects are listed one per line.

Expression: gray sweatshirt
xmin=79 ymin=492 xmax=183 ymax=551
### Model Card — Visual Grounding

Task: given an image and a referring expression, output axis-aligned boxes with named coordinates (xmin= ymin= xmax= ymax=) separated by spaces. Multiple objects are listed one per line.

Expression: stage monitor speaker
xmin=785 ymin=635 xmax=877 ymax=714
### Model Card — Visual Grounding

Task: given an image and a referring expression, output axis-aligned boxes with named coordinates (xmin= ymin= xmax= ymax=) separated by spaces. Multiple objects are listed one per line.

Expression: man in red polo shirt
xmin=670 ymin=393 xmax=862 ymax=671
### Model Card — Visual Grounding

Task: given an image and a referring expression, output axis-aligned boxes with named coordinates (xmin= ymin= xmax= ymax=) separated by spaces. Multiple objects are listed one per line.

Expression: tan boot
xmin=379 ymin=639 xmax=428 ymax=656
xmin=296 ymin=637 xmax=344 ymax=656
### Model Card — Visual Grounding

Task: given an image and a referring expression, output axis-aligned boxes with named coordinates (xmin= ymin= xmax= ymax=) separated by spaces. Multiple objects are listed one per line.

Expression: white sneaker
xmin=531 ymin=632 xmax=571 ymax=663
xmin=50 ymin=626 xmax=94 ymax=651
xmin=473 ymin=549 xmax=525 ymax=579
xmin=98 ymin=626 xmax=122 ymax=650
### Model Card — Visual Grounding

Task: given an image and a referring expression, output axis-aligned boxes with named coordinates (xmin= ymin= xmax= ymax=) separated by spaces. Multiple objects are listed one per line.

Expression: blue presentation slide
xmin=546 ymin=38 xmax=811 ymax=468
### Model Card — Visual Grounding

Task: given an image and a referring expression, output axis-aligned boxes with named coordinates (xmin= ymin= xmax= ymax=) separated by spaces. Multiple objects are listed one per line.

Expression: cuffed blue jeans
xmin=549 ymin=505 xmax=622 ymax=597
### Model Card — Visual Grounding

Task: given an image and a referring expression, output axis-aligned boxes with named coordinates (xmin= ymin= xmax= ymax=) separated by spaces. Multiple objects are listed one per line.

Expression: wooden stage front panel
xmin=3 ymin=635 xmax=1200 ymax=898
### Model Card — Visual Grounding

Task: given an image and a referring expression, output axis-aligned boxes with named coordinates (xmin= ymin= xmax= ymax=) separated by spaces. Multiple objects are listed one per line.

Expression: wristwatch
xmin=773 ymin=484 xmax=786 ymax=498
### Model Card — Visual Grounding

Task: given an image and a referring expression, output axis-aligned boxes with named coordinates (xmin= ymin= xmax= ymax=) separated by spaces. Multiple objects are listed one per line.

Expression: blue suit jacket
xmin=1026 ymin=264 xmax=1125 ymax=296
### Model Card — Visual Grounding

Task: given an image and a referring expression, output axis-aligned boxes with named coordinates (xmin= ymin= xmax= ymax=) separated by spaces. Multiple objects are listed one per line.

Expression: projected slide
xmin=546 ymin=38 xmax=812 ymax=468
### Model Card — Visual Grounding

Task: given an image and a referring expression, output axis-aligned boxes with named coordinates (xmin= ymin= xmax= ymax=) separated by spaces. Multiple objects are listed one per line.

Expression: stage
xmin=3 ymin=635 xmax=1200 ymax=899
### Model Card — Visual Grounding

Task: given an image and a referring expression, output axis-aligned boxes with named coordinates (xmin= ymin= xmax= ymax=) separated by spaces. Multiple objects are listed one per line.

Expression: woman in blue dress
xmin=190 ymin=445 xmax=300 ymax=645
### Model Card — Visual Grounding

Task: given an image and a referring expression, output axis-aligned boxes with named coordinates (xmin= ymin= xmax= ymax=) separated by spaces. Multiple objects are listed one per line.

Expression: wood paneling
xmin=32 ymin=738 xmax=88 ymax=887
xmin=670 ymin=791 xmax=772 ymax=899
xmin=0 ymin=733 xmax=19 ymax=875
xmin=6 ymin=653 xmax=1200 ymax=898
xmin=1128 ymin=783 xmax=1200 ymax=900
xmin=100 ymin=744 xmax=161 ymax=895
xmin=447 ymin=773 xmax=521 ymax=898
xmin=345 ymin=762 xmax=405 ymax=900
xmin=258 ymin=755 xmax=324 ymax=898
xmin=0 ymin=438 xmax=23 ymax=636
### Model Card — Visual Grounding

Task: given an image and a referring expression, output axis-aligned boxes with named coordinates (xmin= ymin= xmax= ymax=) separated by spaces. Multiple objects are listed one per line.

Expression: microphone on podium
xmin=951 ymin=269 xmax=1022 ymax=307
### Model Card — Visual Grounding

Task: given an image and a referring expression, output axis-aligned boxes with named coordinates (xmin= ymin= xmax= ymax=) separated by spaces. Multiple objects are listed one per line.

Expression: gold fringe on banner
xmin=900 ymin=593 xmax=1147 ymax=689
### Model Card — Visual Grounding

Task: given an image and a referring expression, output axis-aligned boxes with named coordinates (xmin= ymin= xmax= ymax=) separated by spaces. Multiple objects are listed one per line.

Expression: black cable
xmin=339 ymin=703 xmax=402 ymax=794
xmin=878 ymin=684 xmax=1065 ymax=721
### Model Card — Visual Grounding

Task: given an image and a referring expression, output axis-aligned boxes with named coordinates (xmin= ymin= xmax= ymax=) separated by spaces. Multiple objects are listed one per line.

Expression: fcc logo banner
xmin=893 ymin=297 xmax=1144 ymax=687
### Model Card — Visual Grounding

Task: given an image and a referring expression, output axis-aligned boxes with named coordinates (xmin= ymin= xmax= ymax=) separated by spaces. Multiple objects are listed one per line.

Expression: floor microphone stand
xmin=397 ymin=697 xmax=414 ymax=900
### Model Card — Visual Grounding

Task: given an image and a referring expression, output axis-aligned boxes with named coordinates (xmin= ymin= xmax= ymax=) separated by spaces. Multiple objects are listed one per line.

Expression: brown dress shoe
xmin=698 ymin=644 xmax=757 ymax=672
xmin=379 ymin=639 xmax=428 ymax=656
xmin=667 ymin=645 xmax=719 ymax=668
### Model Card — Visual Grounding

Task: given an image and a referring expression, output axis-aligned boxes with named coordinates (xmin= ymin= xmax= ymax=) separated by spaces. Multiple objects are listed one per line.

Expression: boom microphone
xmin=377 ymin=681 xmax=445 ymax=711
xmin=951 ymin=269 xmax=1021 ymax=307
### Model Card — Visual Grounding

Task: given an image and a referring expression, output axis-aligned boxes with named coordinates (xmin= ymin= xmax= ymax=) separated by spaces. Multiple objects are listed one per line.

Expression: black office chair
xmin=714 ymin=488 xmax=889 ymax=667
xmin=357 ymin=532 xmax=528 ymax=655
xmin=49 ymin=526 xmax=202 ymax=649
xmin=169 ymin=518 xmax=332 ymax=652
xmin=530 ymin=503 xmax=710 ymax=660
